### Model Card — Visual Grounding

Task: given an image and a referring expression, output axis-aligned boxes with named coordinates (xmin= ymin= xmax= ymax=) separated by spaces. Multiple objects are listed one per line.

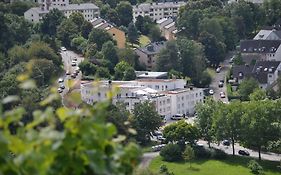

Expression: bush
xmin=248 ymin=160 xmax=263 ymax=174
xmin=210 ymin=148 xmax=227 ymax=160
xmin=160 ymin=144 xmax=182 ymax=162
xmin=193 ymin=146 xmax=211 ymax=159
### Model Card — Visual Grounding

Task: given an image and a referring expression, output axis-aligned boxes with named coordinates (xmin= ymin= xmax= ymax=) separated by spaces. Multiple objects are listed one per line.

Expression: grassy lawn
xmin=139 ymin=35 xmax=151 ymax=47
xmin=149 ymin=156 xmax=280 ymax=175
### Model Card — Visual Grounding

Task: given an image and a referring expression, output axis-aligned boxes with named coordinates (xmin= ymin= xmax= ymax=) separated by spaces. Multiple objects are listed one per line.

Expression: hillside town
xmin=0 ymin=0 xmax=281 ymax=174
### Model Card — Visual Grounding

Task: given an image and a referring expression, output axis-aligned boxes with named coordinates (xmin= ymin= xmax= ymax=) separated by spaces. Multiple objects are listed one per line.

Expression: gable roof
xmin=240 ymin=40 xmax=281 ymax=53
xmin=253 ymin=30 xmax=273 ymax=40
xmin=232 ymin=65 xmax=254 ymax=80
xmin=252 ymin=61 xmax=281 ymax=84
xmin=241 ymin=54 xmax=262 ymax=65
xmin=136 ymin=41 xmax=166 ymax=55
xmin=90 ymin=17 xmax=118 ymax=31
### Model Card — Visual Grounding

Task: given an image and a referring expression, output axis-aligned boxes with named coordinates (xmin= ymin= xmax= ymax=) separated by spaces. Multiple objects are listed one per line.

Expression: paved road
xmin=58 ymin=50 xmax=84 ymax=105
xmin=139 ymin=152 xmax=159 ymax=169
xmin=209 ymin=52 xmax=234 ymax=102
xmin=197 ymin=140 xmax=281 ymax=162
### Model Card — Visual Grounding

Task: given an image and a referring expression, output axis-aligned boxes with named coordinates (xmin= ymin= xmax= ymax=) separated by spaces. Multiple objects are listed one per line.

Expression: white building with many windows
xmin=24 ymin=1 xmax=99 ymax=22
xmin=132 ymin=1 xmax=186 ymax=22
xmin=80 ymin=79 xmax=204 ymax=118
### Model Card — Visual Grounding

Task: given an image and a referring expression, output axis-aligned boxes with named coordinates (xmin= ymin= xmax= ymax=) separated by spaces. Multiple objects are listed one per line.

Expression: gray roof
xmin=252 ymin=61 xmax=281 ymax=84
xmin=232 ymin=65 xmax=254 ymax=80
xmin=157 ymin=18 xmax=174 ymax=29
xmin=133 ymin=1 xmax=186 ymax=12
xmin=90 ymin=17 xmax=114 ymax=31
xmin=136 ymin=41 xmax=166 ymax=55
xmin=136 ymin=71 xmax=168 ymax=79
xmin=59 ymin=3 xmax=99 ymax=11
xmin=241 ymin=54 xmax=262 ymax=65
xmin=240 ymin=40 xmax=281 ymax=53
xmin=26 ymin=7 xmax=50 ymax=14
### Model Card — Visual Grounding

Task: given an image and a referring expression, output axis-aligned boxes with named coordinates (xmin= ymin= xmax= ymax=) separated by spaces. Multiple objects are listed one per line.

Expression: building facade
xmin=156 ymin=18 xmax=178 ymax=40
xmin=90 ymin=17 xmax=126 ymax=48
xmin=24 ymin=1 xmax=99 ymax=22
xmin=80 ymin=79 xmax=204 ymax=118
xmin=135 ymin=42 xmax=166 ymax=70
xmin=132 ymin=1 xmax=186 ymax=22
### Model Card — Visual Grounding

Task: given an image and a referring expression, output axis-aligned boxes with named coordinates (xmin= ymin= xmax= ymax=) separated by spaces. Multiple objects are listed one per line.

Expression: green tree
xmin=131 ymin=101 xmax=162 ymax=145
xmin=96 ymin=67 xmax=111 ymax=78
xmin=105 ymin=8 xmax=120 ymax=26
xmin=135 ymin=16 xmax=154 ymax=35
xmin=156 ymin=41 xmax=180 ymax=72
xmin=68 ymin=12 xmax=85 ymax=31
xmin=84 ymin=44 xmax=97 ymax=59
xmin=127 ymin=22 xmax=139 ymax=44
xmin=199 ymin=17 xmax=224 ymax=42
xmin=263 ymin=0 xmax=281 ymax=25
xmin=198 ymin=32 xmax=226 ymax=66
xmin=160 ymin=144 xmax=182 ymax=162
xmin=196 ymin=98 xmax=217 ymax=148
xmin=101 ymin=41 xmax=119 ymax=71
xmin=182 ymin=145 xmax=195 ymax=168
xmin=81 ymin=20 xmax=93 ymax=39
xmin=40 ymin=8 xmax=65 ymax=36
xmin=238 ymin=78 xmax=259 ymax=101
xmin=88 ymin=28 xmax=114 ymax=50
xmin=79 ymin=60 xmax=97 ymax=76
xmin=148 ymin=25 xmax=162 ymax=42
xmin=71 ymin=36 xmax=87 ymax=53
xmin=250 ymin=88 xmax=267 ymax=101
xmin=7 ymin=45 xmax=28 ymax=67
xmin=9 ymin=1 xmax=34 ymax=16
xmin=116 ymin=1 xmax=133 ymax=27
xmin=57 ymin=19 xmax=79 ymax=47
xmin=117 ymin=48 xmax=139 ymax=68
xmin=163 ymin=120 xmax=199 ymax=145
xmin=114 ymin=61 xmax=136 ymax=80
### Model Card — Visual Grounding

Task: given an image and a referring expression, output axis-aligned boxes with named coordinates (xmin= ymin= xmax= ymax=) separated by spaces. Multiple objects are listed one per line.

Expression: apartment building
xmin=90 ymin=17 xmax=126 ymax=48
xmin=80 ymin=79 xmax=204 ymax=118
xmin=132 ymin=1 xmax=186 ymax=22
xmin=156 ymin=17 xmax=178 ymax=40
xmin=135 ymin=41 xmax=166 ymax=70
xmin=24 ymin=1 xmax=99 ymax=22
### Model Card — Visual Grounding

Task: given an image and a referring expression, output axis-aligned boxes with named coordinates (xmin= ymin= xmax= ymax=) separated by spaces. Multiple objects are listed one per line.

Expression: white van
xmin=171 ymin=114 xmax=184 ymax=120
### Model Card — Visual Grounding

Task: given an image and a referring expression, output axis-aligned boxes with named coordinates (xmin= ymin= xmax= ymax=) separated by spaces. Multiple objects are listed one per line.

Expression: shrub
xmin=193 ymin=146 xmax=211 ymax=159
xmin=248 ymin=160 xmax=263 ymax=174
xmin=159 ymin=164 xmax=174 ymax=175
xmin=210 ymin=148 xmax=227 ymax=160
xmin=160 ymin=144 xmax=182 ymax=162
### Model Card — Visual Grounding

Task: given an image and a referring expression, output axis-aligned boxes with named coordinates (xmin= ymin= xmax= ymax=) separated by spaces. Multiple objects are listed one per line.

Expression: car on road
xmin=60 ymin=47 xmax=67 ymax=51
xmin=238 ymin=150 xmax=250 ymax=156
xmin=73 ymin=57 xmax=77 ymax=61
xmin=60 ymin=85 xmax=65 ymax=89
xmin=71 ymin=73 xmax=76 ymax=79
xmin=71 ymin=62 xmax=77 ymax=67
xmin=171 ymin=114 xmax=184 ymax=120
xmin=218 ymin=81 xmax=224 ymax=88
xmin=222 ymin=139 xmax=230 ymax=146
xmin=209 ymin=89 xmax=214 ymax=95
xmin=216 ymin=67 xmax=221 ymax=73
xmin=58 ymin=78 xmax=64 ymax=83
xmin=151 ymin=144 xmax=166 ymax=152
xmin=220 ymin=92 xmax=226 ymax=98
xmin=57 ymin=88 xmax=63 ymax=93
xmin=66 ymin=71 xmax=71 ymax=75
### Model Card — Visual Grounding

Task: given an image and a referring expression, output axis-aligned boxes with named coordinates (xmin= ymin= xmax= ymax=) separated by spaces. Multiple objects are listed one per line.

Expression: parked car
xmin=58 ymin=78 xmax=64 ymax=83
xmin=60 ymin=47 xmax=67 ymax=51
xmin=57 ymin=88 xmax=63 ymax=93
xmin=73 ymin=57 xmax=77 ymax=61
xmin=71 ymin=62 xmax=77 ymax=67
xmin=60 ymin=85 xmax=65 ymax=89
xmin=151 ymin=144 xmax=166 ymax=152
xmin=66 ymin=71 xmax=71 ymax=75
xmin=71 ymin=73 xmax=76 ymax=79
xmin=218 ymin=81 xmax=224 ymax=88
xmin=222 ymin=140 xmax=230 ymax=146
xmin=220 ymin=92 xmax=226 ymax=98
xmin=171 ymin=114 xmax=184 ymax=120
xmin=238 ymin=150 xmax=250 ymax=156
xmin=216 ymin=67 xmax=221 ymax=73
xmin=209 ymin=89 xmax=214 ymax=95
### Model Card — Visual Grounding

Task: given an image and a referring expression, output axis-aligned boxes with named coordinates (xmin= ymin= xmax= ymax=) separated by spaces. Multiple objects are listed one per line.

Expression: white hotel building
xmin=81 ymin=79 xmax=204 ymax=118
xmin=24 ymin=0 xmax=99 ymax=22
xmin=132 ymin=1 xmax=186 ymax=22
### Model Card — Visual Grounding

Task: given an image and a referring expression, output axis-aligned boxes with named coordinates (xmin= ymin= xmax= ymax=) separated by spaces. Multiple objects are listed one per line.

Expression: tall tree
xmin=263 ymin=0 xmax=281 ymax=25
xmin=114 ymin=61 xmax=135 ymax=80
xmin=88 ymin=28 xmax=114 ymax=50
xmin=101 ymin=41 xmax=119 ymax=71
xmin=57 ymin=19 xmax=79 ymax=47
xmin=40 ymin=8 xmax=65 ymax=36
xmin=81 ymin=20 xmax=93 ymax=39
xmin=199 ymin=17 xmax=224 ymax=42
xmin=131 ymin=101 xmax=162 ymax=145
xmin=148 ymin=25 xmax=162 ymax=42
xmin=238 ymin=78 xmax=259 ymax=101
xmin=127 ymin=22 xmax=139 ymax=44
xmin=116 ymin=1 xmax=133 ymax=27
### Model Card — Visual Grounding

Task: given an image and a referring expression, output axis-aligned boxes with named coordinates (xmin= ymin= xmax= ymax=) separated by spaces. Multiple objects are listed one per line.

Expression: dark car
xmin=238 ymin=150 xmax=250 ymax=156
xmin=222 ymin=140 xmax=230 ymax=146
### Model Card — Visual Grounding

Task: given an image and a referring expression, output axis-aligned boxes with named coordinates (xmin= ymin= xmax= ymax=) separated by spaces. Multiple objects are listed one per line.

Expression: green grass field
xmin=149 ymin=156 xmax=281 ymax=175
xmin=139 ymin=35 xmax=151 ymax=47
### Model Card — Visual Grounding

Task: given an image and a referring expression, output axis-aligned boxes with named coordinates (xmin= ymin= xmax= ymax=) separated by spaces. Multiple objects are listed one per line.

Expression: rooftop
xmin=136 ymin=71 xmax=168 ymax=79
xmin=90 ymin=17 xmax=115 ymax=31
xmin=240 ymin=40 xmax=281 ymax=53
xmin=252 ymin=61 xmax=281 ymax=84
xmin=136 ymin=41 xmax=166 ymax=55
xmin=59 ymin=3 xmax=99 ymax=11
xmin=133 ymin=1 xmax=186 ymax=11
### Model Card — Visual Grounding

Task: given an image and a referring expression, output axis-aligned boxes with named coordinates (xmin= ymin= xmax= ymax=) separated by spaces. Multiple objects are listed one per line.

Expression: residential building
xmin=232 ymin=61 xmax=281 ymax=89
xmin=136 ymin=71 xmax=168 ymax=79
xmin=240 ymin=40 xmax=281 ymax=61
xmin=135 ymin=41 xmax=166 ymax=70
xmin=132 ymin=1 xmax=186 ymax=22
xmin=90 ymin=17 xmax=126 ymax=48
xmin=228 ymin=0 xmax=264 ymax=4
xmin=156 ymin=18 xmax=178 ymax=40
xmin=24 ymin=2 xmax=99 ymax=22
xmin=80 ymin=79 xmax=204 ymax=118
xmin=254 ymin=29 xmax=281 ymax=40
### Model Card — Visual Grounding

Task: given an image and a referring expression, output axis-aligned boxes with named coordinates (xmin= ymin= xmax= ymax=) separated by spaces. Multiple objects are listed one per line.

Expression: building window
xmin=269 ymin=74 xmax=272 ymax=78
xmin=155 ymin=85 xmax=159 ymax=89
